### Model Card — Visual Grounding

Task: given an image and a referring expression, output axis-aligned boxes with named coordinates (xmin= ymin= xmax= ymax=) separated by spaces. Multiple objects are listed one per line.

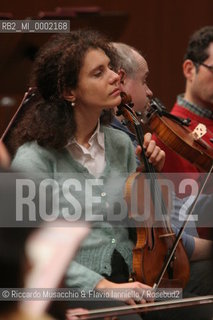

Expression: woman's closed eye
xmin=93 ymin=63 xmax=114 ymax=78
xmin=93 ymin=65 xmax=105 ymax=78
xmin=94 ymin=70 xmax=103 ymax=77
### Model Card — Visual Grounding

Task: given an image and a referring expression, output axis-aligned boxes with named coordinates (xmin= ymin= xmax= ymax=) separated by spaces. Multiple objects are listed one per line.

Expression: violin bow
xmin=67 ymin=295 xmax=213 ymax=319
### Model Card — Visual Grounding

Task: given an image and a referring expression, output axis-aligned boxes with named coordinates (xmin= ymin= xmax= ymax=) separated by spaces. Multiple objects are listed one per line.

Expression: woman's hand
xmin=136 ymin=132 xmax=165 ymax=172
xmin=66 ymin=279 xmax=153 ymax=319
xmin=96 ymin=278 xmax=153 ymax=305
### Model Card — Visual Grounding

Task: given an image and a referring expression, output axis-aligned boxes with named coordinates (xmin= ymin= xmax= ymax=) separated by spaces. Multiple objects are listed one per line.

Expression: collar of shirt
xmin=177 ymin=94 xmax=213 ymax=119
xmin=66 ymin=120 xmax=105 ymax=177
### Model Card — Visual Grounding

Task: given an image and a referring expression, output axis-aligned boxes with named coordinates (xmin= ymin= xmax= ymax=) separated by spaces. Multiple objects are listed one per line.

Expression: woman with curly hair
xmin=10 ymin=29 xmax=166 ymax=318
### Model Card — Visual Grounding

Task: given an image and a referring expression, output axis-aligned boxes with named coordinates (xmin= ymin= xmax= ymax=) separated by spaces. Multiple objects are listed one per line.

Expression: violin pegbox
xmin=192 ymin=123 xmax=207 ymax=140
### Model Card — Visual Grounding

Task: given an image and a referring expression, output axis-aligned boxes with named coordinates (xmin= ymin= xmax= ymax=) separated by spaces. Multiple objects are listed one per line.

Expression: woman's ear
xmin=63 ymin=88 xmax=76 ymax=103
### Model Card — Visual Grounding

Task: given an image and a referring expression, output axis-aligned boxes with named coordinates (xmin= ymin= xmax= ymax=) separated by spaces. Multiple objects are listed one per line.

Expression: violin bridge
xmin=191 ymin=123 xmax=207 ymax=140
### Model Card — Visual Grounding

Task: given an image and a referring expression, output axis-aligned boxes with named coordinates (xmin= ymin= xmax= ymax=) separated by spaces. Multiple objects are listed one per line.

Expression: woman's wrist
xmin=95 ymin=278 xmax=115 ymax=289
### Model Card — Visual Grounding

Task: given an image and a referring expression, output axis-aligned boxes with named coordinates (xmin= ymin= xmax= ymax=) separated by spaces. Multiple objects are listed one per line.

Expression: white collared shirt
xmin=67 ymin=121 xmax=105 ymax=177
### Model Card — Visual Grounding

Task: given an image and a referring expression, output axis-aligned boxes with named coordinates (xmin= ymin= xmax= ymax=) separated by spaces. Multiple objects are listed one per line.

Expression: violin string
xmin=129 ymin=107 xmax=179 ymax=288
xmin=121 ymin=103 xmax=169 ymax=232
xmin=131 ymin=110 xmax=169 ymax=232
xmin=119 ymin=102 xmax=184 ymax=287
xmin=119 ymin=100 xmax=198 ymax=289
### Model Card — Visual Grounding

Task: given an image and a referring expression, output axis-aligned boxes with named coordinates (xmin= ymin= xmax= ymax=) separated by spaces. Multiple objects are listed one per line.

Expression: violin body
xmin=125 ymin=171 xmax=190 ymax=288
xmin=145 ymin=100 xmax=213 ymax=172
xmin=117 ymin=93 xmax=190 ymax=289
xmin=133 ymin=227 xmax=190 ymax=288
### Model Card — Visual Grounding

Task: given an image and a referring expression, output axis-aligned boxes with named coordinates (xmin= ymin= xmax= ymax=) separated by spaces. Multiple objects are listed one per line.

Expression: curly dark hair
xmin=184 ymin=26 xmax=213 ymax=63
xmin=8 ymin=29 xmax=118 ymax=155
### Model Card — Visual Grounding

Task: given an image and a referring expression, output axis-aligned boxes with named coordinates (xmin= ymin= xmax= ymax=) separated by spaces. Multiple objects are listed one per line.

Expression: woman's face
xmin=71 ymin=48 xmax=121 ymax=111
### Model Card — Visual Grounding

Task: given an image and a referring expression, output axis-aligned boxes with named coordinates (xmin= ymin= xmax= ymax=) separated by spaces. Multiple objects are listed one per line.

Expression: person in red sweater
xmin=154 ymin=26 xmax=213 ymax=176
xmin=112 ymin=38 xmax=213 ymax=238
xmin=153 ymin=26 xmax=213 ymax=237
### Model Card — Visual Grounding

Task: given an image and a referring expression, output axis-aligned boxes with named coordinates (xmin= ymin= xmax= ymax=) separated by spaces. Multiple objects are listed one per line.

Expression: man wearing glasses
xmin=153 ymin=26 xmax=213 ymax=238
xmin=155 ymin=26 xmax=213 ymax=174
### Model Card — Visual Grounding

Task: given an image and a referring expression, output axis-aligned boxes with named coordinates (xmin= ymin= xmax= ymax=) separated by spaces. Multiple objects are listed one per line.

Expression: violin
xmin=116 ymin=92 xmax=190 ymax=289
xmin=144 ymin=98 xmax=213 ymax=172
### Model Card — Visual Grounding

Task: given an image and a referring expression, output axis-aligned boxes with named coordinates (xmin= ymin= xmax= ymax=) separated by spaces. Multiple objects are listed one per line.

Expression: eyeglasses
xmin=199 ymin=62 xmax=213 ymax=72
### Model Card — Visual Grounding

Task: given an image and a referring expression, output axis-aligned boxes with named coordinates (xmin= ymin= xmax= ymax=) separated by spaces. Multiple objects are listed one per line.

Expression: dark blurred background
xmin=0 ymin=0 xmax=212 ymax=136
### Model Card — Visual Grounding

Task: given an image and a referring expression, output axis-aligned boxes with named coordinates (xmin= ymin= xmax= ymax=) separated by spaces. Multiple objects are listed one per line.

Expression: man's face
xmin=190 ymin=42 xmax=213 ymax=110
xmin=121 ymin=51 xmax=153 ymax=115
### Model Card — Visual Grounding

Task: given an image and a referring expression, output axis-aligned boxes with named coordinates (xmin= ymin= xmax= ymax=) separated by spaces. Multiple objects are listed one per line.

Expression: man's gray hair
xmin=112 ymin=42 xmax=141 ymax=77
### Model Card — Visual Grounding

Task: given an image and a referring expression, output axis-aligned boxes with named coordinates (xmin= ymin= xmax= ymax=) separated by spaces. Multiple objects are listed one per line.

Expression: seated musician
xmin=154 ymin=27 xmax=213 ymax=240
xmin=111 ymin=41 xmax=213 ymax=240
xmin=9 ymin=30 xmax=213 ymax=320
xmin=152 ymin=26 xmax=213 ymax=177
